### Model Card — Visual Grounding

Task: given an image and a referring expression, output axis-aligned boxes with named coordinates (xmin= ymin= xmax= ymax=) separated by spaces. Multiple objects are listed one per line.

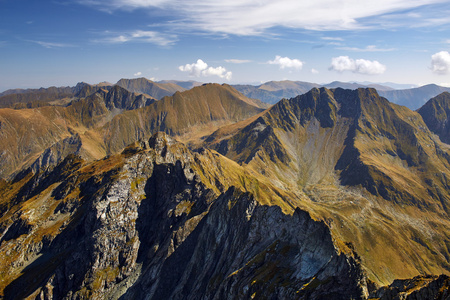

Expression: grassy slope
xmin=0 ymin=134 xmax=299 ymax=297
xmin=203 ymin=87 xmax=450 ymax=285
xmin=0 ymin=84 xmax=265 ymax=179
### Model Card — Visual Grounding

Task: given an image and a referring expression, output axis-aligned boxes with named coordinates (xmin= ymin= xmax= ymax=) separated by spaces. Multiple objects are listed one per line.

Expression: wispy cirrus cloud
xmin=338 ymin=45 xmax=396 ymax=52
xmin=77 ymin=0 xmax=450 ymax=35
xmin=94 ymin=30 xmax=177 ymax=46
xmin=28 ymin=40 xmax=74 ymax=48
xmin=329 ymin=56 xmax=386 ymax=75
xmin=268 ymin=56 xmax=303 ymax=70
xmin=225 ymin=59 xmax=252 ymax=64
xmin=321 ymin=37 xmax=344 ymax=41
xmin=179 ymin=59 xmax=232 ymax=80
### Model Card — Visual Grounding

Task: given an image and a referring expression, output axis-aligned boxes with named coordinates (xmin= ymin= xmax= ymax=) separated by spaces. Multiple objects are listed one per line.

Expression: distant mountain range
xmin=232 ymin=80 xmax=450 ymax=110
xmin=3 ymin=78 xmax=450 ymax=111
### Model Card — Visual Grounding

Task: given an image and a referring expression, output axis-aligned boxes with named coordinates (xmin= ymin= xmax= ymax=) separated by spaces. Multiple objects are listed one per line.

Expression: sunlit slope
xmin=204 ymin=87 xmax=450 ymax=285
xmin=101 ymin=83 xmax=266 ymax=153
xmin=0 ymin=84 xmax=265 ymax=179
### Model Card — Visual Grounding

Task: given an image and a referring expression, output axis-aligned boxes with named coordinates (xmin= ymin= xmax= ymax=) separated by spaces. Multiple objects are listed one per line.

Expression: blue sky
xmin=1 ymin=0 xmax=450 ymax=91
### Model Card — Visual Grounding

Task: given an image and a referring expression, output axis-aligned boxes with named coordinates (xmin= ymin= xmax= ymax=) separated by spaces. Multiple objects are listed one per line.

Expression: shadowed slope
xmin=418 ymin=92 xmax=450 ymax=144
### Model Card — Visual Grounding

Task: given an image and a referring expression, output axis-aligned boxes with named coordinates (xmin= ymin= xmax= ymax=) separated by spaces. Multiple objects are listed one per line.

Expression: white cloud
xmin=225 ymin=59 xmax=252 ymax=64
xmin=179 ymin=59 xmax=232 ymax=80
xmin=134 ymin=72 xmax=142 ymax=76
xmin=311 ymin=68 xmax=319 ymax=74
xmin=78 ymin=0 xmax=450 ymax=35
xmin=321 ymin=37 xmax=344 ymax=41
xmin=338 ymin=45 xmax=396 ymax=52
xmin=329 ymin=56 xmax=386 ymax=75
xmin=431 ymin=51 xmax=450 ymax=74
xmin=95 ymin=30 xmax=177 ymax=46
xmin=29 ymin=40 xmax=73 ymax=48
xmin=268 ymin=56 xmax=303 ymax=70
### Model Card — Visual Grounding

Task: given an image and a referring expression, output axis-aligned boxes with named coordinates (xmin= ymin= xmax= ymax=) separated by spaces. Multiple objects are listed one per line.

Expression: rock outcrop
xmin=0 ymin=133 xmax=370 ymax=299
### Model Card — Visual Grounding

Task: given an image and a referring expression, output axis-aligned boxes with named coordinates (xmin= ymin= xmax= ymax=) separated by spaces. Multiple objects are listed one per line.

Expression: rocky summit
xmin=1 ymin=83 xmax=450 ymax=299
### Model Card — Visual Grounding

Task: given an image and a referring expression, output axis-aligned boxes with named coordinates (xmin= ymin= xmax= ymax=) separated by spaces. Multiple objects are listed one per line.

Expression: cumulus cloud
xmin=78 ymin=0 xmax=449 ymax=35
xmin=311 ymin=68 xmax=319 ymax=74
xmin=329 ymin=56 xmax=386 ymax=75
xmin=95 ymin=30 xmax=177 ymax=46
xmin=268 ymin=56 xmax=303 ymax=70
xmin=431 ymin=51 xmax=450 ymax=74
xmin=179 ymin=59 xmax=232 ymax=80
xmin=134 ymin=72 xmax=142 ymax=76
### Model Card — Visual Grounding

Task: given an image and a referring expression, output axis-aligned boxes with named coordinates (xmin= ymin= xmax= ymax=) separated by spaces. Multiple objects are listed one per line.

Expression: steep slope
xmin=418 ymin=92 xmax=450 ymax=144
xmin=379 ymin=84 xmax=450 ymax=110
xmin=0 ymin=86 xmax=75 ymax=108
xmin=204 ymin=87 xmax=450 ymax=284
xmin=100 ymin=83 xmax=266 ymax=154
xmin=0 ymin=83 xmax=264 ymax=180
xmin=0 ymin=82 xmax=113 ymax=109
xmin=0 ymin=132 xmax=369 ymax=299
xmin=0 ymin=86 xmax=155 ymax=179
xmin=116 ymin=77 xmax=186 ymax=99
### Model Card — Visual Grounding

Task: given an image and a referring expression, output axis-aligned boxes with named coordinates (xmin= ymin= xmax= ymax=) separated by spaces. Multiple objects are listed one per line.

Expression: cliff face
xmin=0 ymin=133 xmax=369 ymax=299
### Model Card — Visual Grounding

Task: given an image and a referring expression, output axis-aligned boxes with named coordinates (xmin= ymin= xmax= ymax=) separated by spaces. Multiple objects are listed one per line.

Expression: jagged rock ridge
xmin=0 ymin=133 xmax=369 ymax=299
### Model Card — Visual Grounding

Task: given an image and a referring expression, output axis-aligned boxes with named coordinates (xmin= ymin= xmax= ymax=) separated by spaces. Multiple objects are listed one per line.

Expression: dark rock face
xmin=126 ymin=187 xmax=368 ymax=300
xmin=29 ymin=133 xmax=83 ymax=174
xmin=1 ymin=133 xmax=369 ymax=300
xmin=371 ymin=274 xmax=450 ymax=300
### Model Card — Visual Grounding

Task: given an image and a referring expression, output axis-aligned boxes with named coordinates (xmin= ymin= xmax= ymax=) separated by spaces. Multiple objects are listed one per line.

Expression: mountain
xmin=157 ymin=80 xmax=203 ymax=90
xmin=378 ymin=84 xmax=450 ymax=110
xmin=0 ymin=82 xmax=113 ymax=109
xmin=0 ymin=86 xmax=155 ymax=179
xmin=0 ymin=83 xmax=263 ymax=180
xmin=234 ymin=80 xmax=450 ymax=110
xmin=1 ymin=132 xmax=449 ymax=299
xmin=2 ymin=83 xmax=450 ymax=299
xmin=100 ymin=83 xmax=267 ymax=154
xmin=233 ymin=80 xmax=320 ymax=104
xmin=0 ymin=132 xmax=374 ymax=299
xmin=323 ymin=81 xmax=393 ymax=91
xmin=204 ymin=87 xmax=450 ymax=285
xmin=116 ymin=77 xmax=186 ymax=99
xmin=417 ymin=92 xmax=450 ymax=144
xmin=233 ymin=80 xmax=394 ymax=105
